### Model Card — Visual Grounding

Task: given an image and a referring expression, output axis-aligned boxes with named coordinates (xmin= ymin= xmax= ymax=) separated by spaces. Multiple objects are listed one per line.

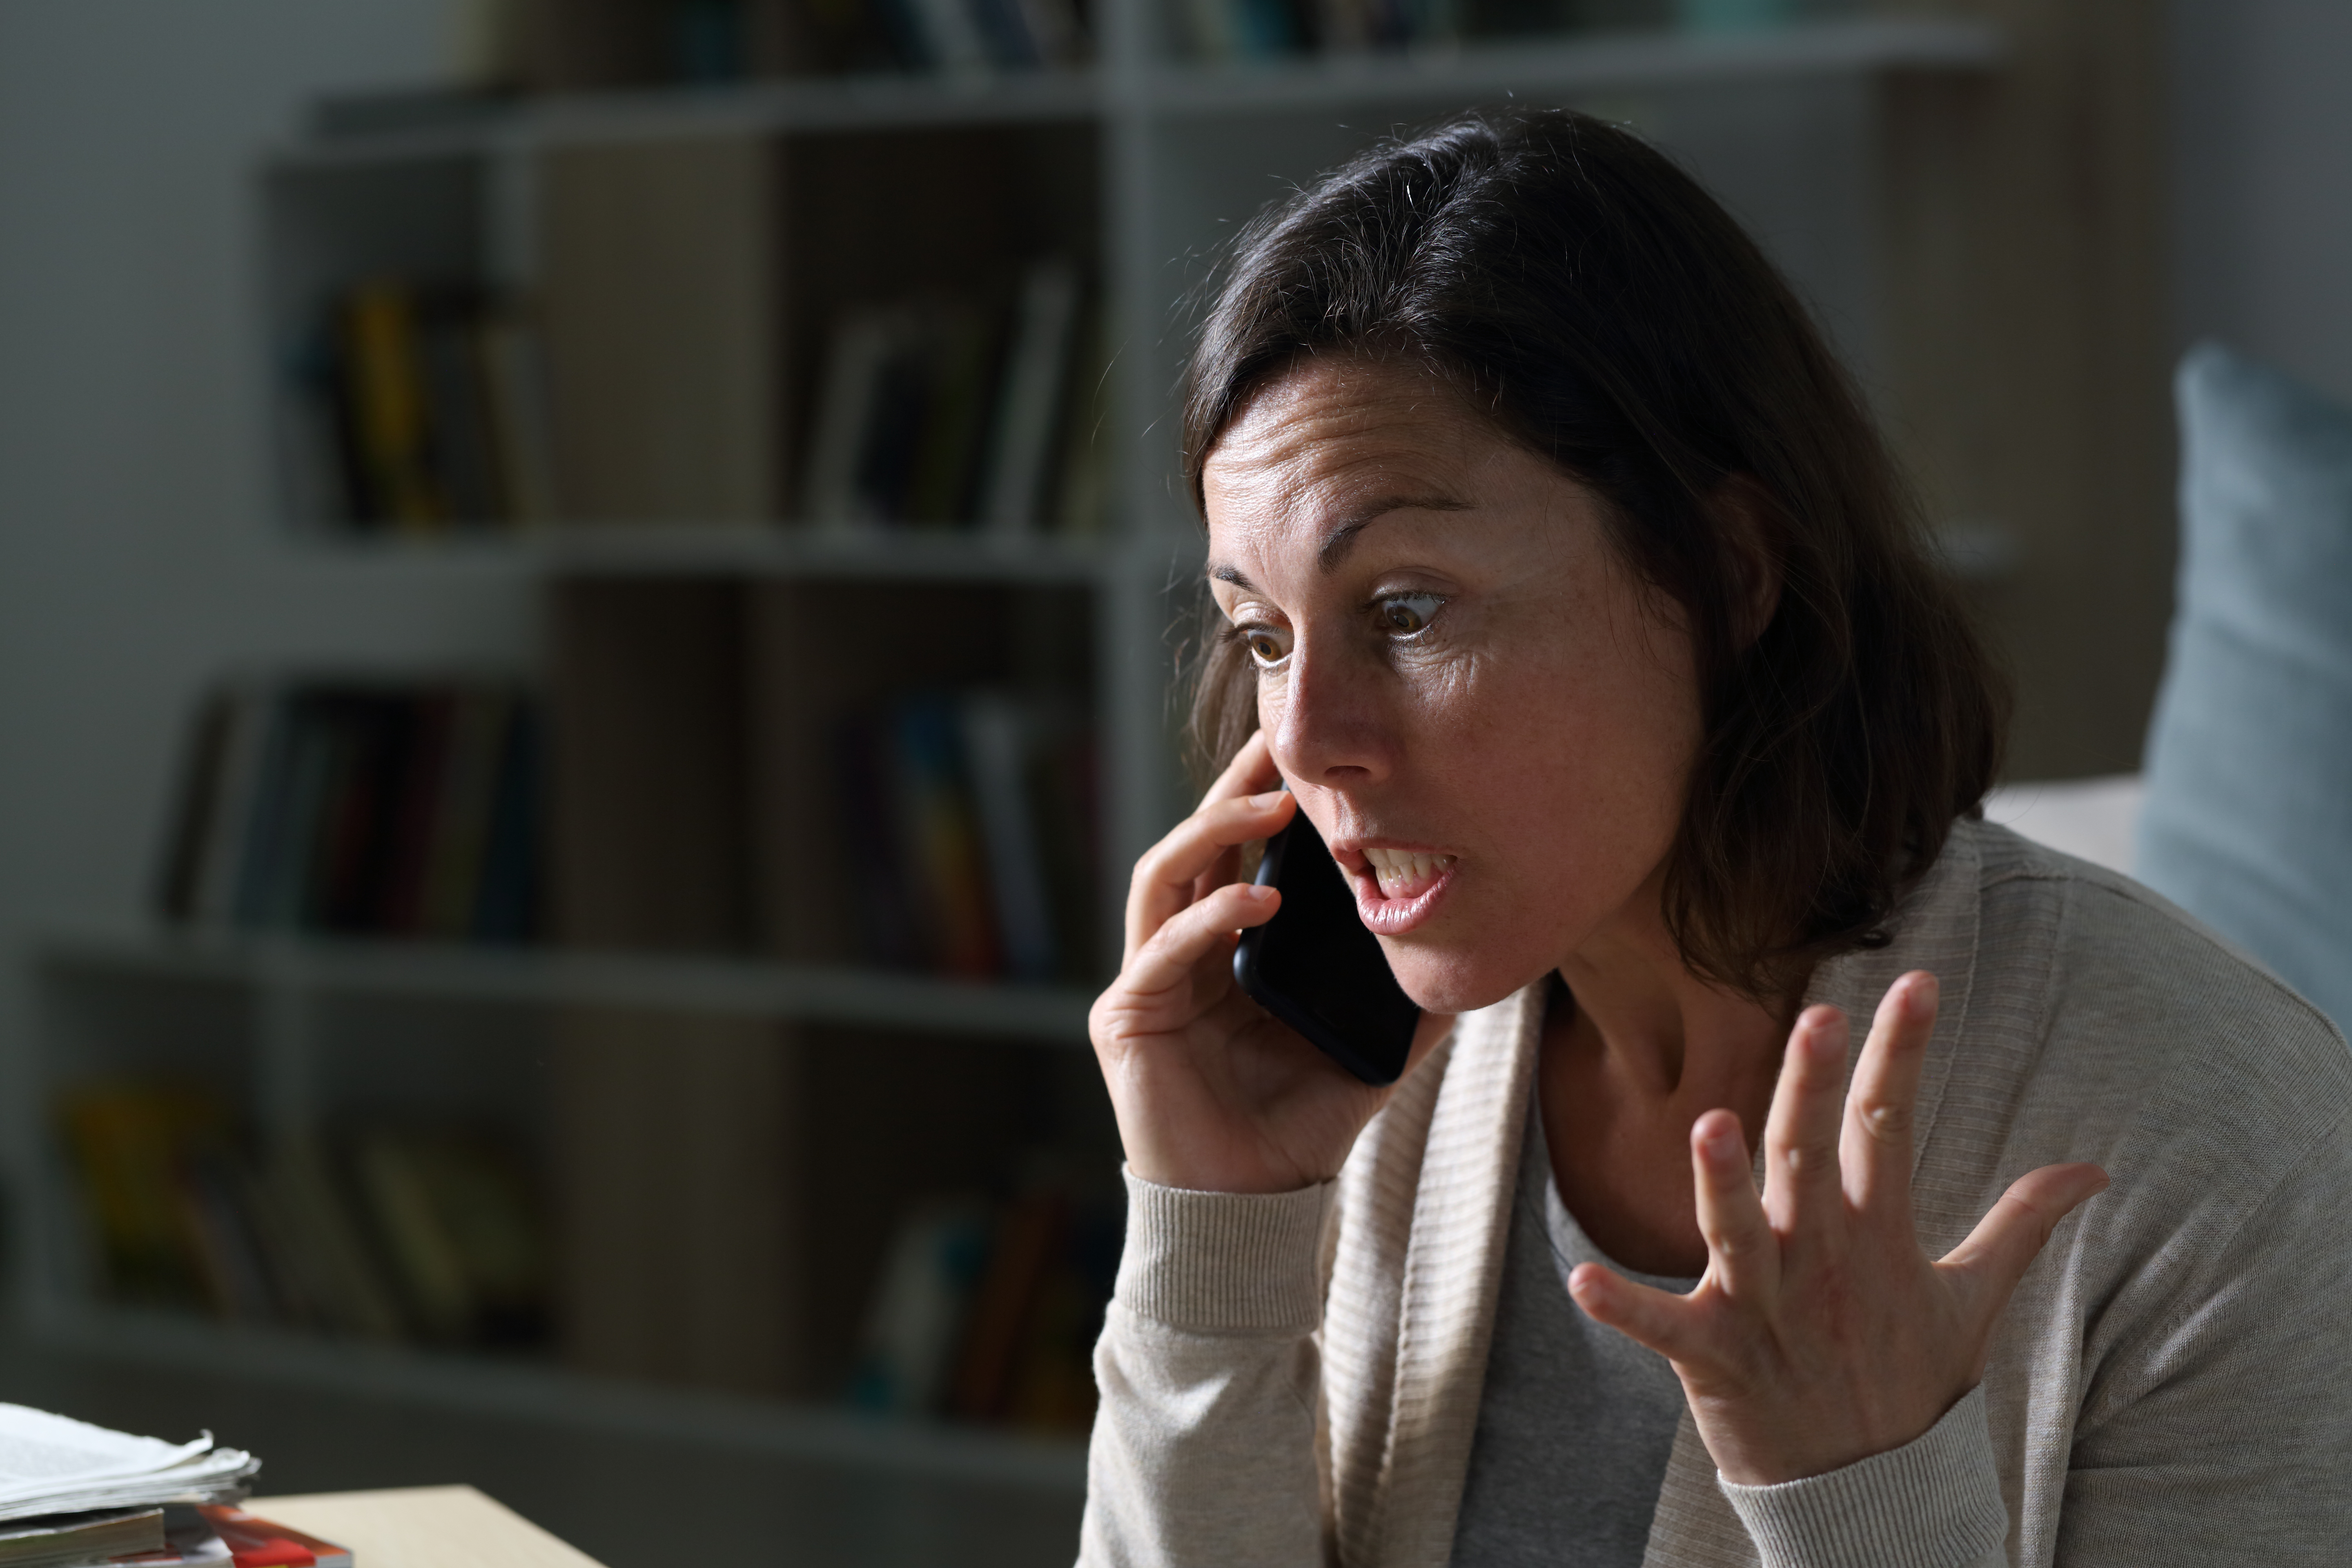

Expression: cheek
xmin=1423 ymin=625 xmax=1702 ymax=922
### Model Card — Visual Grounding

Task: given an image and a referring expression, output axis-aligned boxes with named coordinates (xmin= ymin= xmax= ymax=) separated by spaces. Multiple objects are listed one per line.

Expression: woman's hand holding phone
xmin=1089 ymin=731 xmax=1451 ymax=1195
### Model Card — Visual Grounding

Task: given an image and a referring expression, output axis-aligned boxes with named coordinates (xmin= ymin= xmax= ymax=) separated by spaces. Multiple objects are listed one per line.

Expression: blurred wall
xmin=0 ymin=3 xmax=535 ymax=1223
xmin=2173 ymin=0 xmax=2352 ymax=410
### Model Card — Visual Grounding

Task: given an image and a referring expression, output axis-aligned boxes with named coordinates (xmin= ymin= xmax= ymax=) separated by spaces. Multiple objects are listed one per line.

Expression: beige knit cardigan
xmin=1078 ymin=820 xmax=2352 ymax=1567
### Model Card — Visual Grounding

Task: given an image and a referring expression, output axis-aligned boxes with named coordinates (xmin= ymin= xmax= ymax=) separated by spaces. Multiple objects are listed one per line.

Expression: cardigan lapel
xmin=1369 ymin=983 xmax=1544 ymax=1568
xmin=1641 ymin=824 xmax=1987 ymax=1565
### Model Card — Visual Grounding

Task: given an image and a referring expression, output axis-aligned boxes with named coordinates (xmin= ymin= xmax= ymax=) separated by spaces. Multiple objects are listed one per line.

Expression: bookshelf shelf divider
xmin=32 ymin=1308 xmax=1088 ymax=1495
xmin=39 ymin=931 xmax=1097 ymax=1044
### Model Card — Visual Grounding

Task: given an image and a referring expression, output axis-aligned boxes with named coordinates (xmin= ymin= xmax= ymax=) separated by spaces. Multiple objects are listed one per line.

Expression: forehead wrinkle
xmin=1317 ymin=494 xmax=1474 ymax=572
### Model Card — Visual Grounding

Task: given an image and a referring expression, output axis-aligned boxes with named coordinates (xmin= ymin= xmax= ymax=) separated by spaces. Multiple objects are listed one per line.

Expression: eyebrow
xmin=1208 ymin=492 xmax=1473 ymax=591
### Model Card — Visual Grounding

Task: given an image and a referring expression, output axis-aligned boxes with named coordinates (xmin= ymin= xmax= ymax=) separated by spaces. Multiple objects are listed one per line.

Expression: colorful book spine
xmin=156 ymin=679 xmax=543 ymax=947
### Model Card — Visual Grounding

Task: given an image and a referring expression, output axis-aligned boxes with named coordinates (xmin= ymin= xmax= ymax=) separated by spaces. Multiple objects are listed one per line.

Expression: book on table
xmin=0 ymin=1405 xmax=347 ymax=1567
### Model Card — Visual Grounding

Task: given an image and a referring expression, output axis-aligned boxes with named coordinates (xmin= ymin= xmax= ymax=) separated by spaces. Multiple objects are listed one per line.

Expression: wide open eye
xmin=1375 ymin=592 xmax=1444 ymax=636
xmin=1241 ymin=626 xmax=1291 ymax=666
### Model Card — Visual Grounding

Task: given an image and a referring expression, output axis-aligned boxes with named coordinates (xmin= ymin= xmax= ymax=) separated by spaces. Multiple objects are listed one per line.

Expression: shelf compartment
xmin=27 ymin=1306 xmax=1088 ymax=1494
xmin=1143 ymin=17 xmax=2003 ymax=116
xmin=38 ymin=931 xmax=1097 ymax=1045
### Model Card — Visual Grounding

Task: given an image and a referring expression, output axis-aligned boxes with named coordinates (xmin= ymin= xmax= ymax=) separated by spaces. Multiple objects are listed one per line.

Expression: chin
xmin=1380 ymin=940 xmax=1548 ymax=1018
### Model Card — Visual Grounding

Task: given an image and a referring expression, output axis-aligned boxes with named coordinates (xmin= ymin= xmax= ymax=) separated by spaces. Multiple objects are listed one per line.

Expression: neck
xmin=1552 ymin=875 xmax=1791 ymax=1103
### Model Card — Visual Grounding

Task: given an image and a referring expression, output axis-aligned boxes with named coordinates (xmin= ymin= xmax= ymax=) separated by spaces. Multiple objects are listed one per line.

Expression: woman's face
xmin=1203 ymin=355 xmax=1707 ymax=1014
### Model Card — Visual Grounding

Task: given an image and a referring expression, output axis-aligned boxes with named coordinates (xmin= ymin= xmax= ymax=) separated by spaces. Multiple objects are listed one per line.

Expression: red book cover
xmin=197 ymin=1507 xmax=352 ymax=1568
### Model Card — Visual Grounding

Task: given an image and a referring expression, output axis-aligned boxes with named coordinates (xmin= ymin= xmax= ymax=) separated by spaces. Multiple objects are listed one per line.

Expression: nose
xmin=1263 ymin=637 xmax=1395 ymax=790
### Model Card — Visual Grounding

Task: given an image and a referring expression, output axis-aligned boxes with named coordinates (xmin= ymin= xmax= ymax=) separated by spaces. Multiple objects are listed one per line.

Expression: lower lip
xmin=1352 ymin=864 xmax=1458 ymax=936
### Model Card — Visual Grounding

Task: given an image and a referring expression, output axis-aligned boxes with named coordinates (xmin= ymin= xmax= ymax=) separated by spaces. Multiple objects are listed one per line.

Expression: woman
xmin=1078 ymin=111 xmax=2352 ymax=1566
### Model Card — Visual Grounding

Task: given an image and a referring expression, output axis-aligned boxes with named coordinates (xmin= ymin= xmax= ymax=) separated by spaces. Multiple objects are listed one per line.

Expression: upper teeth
xmin=1362 ymin=847 xmax=1456 ymax=894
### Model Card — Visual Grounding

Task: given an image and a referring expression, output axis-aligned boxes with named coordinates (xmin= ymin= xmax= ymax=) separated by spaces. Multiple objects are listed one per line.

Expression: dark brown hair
xmin=1183 ymin=108 xmax=2004 ymax=997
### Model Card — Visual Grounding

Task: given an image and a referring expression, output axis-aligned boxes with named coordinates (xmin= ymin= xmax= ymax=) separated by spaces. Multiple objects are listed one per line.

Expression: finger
xmin=1938 ymin=1162 xmax=2110 ymax=1321
xmin=1567 ymin=1262 xmax=1711 ymax=1366
xmin=1118 ymin=881 xmax=1281 ymax=1004
xmin=1198 ymin=729 xmax=1282 ymax=807
xmin=1762 ymin=1006 xmax=1850 ymax=1239
xmin=1190 ymin=733 xmax=1285 ymax=902
xmin=1691 ymin=1109 xmax=1779 ymax=1301
xmin=1840 ymin=971 xmax=1938 ymax=1221
xmin=1124 ymin=788 xmax=1296 ymax=960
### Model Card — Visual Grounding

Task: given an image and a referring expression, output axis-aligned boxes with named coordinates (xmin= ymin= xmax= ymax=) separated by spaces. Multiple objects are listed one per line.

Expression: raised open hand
xmin=1088 ymin=731 xmax=1452 ymax=1195
xmin=1568 ymin=971 xmax=2109 ymax=1485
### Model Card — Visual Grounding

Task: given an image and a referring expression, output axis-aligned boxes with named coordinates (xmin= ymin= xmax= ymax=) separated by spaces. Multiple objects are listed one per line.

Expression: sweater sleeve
xmin=1722 ymin=1104 xmax=2352 ymax=1568
xmin=1715 ymin=1386 xmax=2009 ymax=1568
xmin=1076 ymin=1168 xmax=1334 ymax=1568
xmin=2052 ymin=1113 xmax=2352 ymax=1563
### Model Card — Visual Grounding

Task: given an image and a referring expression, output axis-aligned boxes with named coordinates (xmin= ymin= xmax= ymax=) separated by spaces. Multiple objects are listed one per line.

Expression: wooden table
xmin=250 ymin=1487 xmax=608 ymax=1568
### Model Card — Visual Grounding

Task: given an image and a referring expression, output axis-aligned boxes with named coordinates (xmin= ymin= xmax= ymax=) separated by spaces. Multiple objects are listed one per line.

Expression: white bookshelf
xmin=33 ymin=2 xmax=2003 ymax=1481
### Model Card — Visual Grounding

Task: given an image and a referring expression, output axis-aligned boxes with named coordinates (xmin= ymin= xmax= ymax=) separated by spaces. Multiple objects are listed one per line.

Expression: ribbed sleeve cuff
xmin=1717 ymin=1385 xmax=2009 ymax=1568
xmin=1111 ymin=1166 xmax=1334 ymax=1333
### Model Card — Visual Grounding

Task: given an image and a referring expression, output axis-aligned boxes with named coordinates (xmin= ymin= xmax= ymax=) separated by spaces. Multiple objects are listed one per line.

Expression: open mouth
xmin=1343 ymin=845 xmax=1460 ymax=935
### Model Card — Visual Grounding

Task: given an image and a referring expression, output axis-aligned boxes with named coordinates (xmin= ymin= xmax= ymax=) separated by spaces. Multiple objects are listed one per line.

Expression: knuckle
xmin=1858 ymin=1099 xmax=1913 ymax=1143
xmin=1778 ymin=1140 xmax=1834 ymax=1180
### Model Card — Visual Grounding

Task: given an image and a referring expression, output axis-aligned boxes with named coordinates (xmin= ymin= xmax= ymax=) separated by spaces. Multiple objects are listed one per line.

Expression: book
xmin=469 ymin=698 xmax=543 ymax=942
xmin=350 ymin=1133 xmax=476 ymax=1343
xmin=263 ymin=1140 xmax=406 ymax=1342
xmin=185 ymin=682 xmax=280 ymax=927
xmin=56 ymin=1079 xmax=553 ymax=1350
xmin=905 ymin=0 xmax=994 ymax=71
xmin=0 ymin=1507 xmax=163 ymax=1568
xmin=413 ymin=291 xmax=511 ymax=521
xmin=334 ymin=281 xmax=441 ymax=528
xmin=798 ymin=305 xmax=922 ymax=528
xmin=155 ymin=693 xmax=237 ymax=925
xmin=978 ymin=258 xmax=1082 ymax=536
xmin=848 ymin=1197 xmax=993 ymax=1414
xmin=1051 ymin=305 xmax=1113 ymax=536
xmin=833 ymin=713 xmax=924 ymax=968
xmin=415 ymin=687 xmax=514 ymax=938
xmin=349 ymin=1129 xmax=549 ymax=1348
xmin=960 ymin=693 xmax=1058 ymax=982
xmin=1014 ymin=0 xmax=1088 ymax=65
xmin=191 ymin=1507 xmax=350 ymax=1568
xmin=108 ymin=1504 xmax=226 ymax=1566
xmin=816 ymin=686 xmax=1098 ymax=978
xmin=946 ymin=1187 xmax=1062 ymax=1421
xmin=901 ymin=305 xmax=1003 ymax=526
xmin=156 ymin=677 xmax=544 ymax=946
xmin=60 ymin=1089 xmax=227 ymax=1312
xmin=889 ymin=694 xmax=1001 ymax=978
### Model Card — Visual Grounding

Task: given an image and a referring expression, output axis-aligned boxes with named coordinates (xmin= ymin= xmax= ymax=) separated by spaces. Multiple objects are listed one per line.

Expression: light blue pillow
xmin=2138 ymin=343 xmax=2352 ymax=1035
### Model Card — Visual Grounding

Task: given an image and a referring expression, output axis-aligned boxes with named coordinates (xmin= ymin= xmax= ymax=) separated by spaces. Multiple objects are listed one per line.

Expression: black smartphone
xmin=1232 ymin=801 xmax=1422 ymax=1086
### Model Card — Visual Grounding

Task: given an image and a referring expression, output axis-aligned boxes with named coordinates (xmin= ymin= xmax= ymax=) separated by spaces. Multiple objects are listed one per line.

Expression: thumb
xmin=1939 ymin=1162 xmax=2109 ymax=1322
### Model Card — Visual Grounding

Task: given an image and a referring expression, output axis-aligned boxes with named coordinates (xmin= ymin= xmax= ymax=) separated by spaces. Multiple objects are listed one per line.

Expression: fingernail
xmin=1905 ymin=975 xmax=1938 ymax=1020
xmin=1250 ymin=789 xmax=1288 ymax=809
xmin=1244 ymin=882 xmax=1277 ymax=900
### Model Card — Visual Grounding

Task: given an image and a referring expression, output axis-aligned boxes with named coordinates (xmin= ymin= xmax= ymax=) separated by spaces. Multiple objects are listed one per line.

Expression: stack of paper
xmin=0 ymin=1406 xmax=255 ymax=1528
xmin=0 ymin=1401 xmax=257 ymax=1551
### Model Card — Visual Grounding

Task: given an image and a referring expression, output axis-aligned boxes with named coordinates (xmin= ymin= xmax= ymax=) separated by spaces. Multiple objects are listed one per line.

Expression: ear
xmin=1709 ymin=475 xmax=1782 ymax=650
